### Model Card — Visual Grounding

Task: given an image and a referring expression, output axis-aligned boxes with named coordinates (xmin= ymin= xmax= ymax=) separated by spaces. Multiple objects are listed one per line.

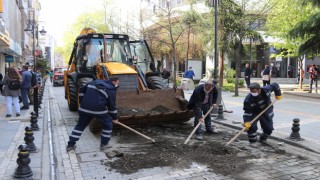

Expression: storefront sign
xmin=5 ymin=55 xmax=14 ymax=62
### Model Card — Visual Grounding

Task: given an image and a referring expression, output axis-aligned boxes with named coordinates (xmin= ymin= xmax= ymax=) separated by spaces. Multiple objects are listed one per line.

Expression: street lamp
xmin=24 ymin=21 xmax=47 ymax=71
xmin=24 ymin=20 xmax=46 ymax=117
xmin=209 ymin=0 xmax=218 ymax=80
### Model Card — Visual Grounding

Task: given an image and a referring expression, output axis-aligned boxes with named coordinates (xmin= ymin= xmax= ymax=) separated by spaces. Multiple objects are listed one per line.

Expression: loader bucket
xmin=89 ymin=88 xmax=194 ymax=133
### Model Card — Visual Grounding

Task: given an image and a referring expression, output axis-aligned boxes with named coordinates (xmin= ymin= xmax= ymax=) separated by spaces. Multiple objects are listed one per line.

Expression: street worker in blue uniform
xmin=243 ymin=82 xmax=282 ymax=147
xmin=187 ymin=79 xmax=219 ymax=140
xmin=66 ymin=77 xmax=120 ymax=152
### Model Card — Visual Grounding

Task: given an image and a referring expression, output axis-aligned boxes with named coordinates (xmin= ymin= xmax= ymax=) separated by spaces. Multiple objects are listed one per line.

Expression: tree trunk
xmin=186 ymin=26 xmax=191 ymax=71
xmin=219 ymin=49 xmax=224 ymax=86
xmin=234 ymin=37 xmax=242 ymax=97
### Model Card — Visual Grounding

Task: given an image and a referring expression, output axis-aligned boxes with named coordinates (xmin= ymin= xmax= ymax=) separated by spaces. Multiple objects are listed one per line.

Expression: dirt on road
xmin=104 ymin=123 xmax=257 ymax=176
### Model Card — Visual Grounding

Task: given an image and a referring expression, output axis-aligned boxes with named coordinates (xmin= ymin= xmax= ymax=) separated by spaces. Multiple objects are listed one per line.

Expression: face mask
xmin=114 ymin=84 xmax=119 ymax=88
xmin=251 ymin=92 xmax=259 ymax=97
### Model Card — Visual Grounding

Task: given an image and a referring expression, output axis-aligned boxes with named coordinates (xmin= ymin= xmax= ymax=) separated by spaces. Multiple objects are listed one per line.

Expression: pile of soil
xmin=117 ymin=105 xmax=173 ymax=116
xmin=106 ymin=124 xmax=251 ymax=176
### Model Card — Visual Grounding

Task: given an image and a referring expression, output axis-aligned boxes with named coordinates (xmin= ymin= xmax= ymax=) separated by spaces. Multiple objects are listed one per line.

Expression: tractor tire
xmin=76 ymin=77 xmax=93 ymax=105
xmin=146 ymin=76 xmax=169 ymax=89
xmin=67 ymin=77 xmax=78 ymax=111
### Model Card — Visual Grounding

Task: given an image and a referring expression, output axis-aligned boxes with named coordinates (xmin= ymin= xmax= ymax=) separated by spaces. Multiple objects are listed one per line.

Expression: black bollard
xmin=34 ymin=86 xmax=39 ymax=116
xmin=13 ymin=144 xmax=33 ymax=179
xmin=24 ymin=126 xmax=38 ymax=152
xmin=215 ymin=104 xmax=226 ymax=120
xmin=30 ymin=112 xmax=40 ymax=131
xmin=288 ymin=118 xmax=303 ymax=141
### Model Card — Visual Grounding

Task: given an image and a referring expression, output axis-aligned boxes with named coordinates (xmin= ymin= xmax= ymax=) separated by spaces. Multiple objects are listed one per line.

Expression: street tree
xmin=289 ymin=0 xmax=320 ymax=55
xmin=143 ymin=2 xmax=191 ymax=89
xmin=265 ymin=0 xmax=316 ymax=89
xmin=56 ymin=8 xmax=111 ymax=65
xmin=204 ymin=0 xmax=272 ymax=96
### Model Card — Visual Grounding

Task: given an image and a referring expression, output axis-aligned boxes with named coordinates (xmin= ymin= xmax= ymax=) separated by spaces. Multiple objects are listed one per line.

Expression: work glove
xmin=275 ymin=96 xmax=282 ymax=100
xmin=243 ymin=122 xmax=251 ymax=130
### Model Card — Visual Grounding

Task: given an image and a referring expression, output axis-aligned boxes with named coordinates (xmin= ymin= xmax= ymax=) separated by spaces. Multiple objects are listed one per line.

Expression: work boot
xmin=66 ymin=144 xmax=76 ymax=152
xmin=206 ymin=128 xmax=219 ymax=134
xmin=100 ymin=144 xmax=112 ymax=150
xmin=259 ymin=134 xmax=268 ymax=144
xmin=195 ymin=135 xmax=203 ymax=140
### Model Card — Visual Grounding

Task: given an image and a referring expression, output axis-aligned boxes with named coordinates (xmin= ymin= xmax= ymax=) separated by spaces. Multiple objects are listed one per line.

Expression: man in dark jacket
xmin=187 ymin=79 xmax=219 ymax=140
xmin=66 ymin=77 xmax=120 ymax=152
xmin=20 ymin=65 xmax=32 ymax=110
xmin=244 ymin=63 xmax=252 ymax=88
xmin=243 ymin=82 xmax=282 ymax=147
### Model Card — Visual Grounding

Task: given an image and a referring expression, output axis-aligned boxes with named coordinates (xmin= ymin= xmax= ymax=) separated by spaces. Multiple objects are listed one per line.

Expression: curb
xmin=283 ymin=91 xmax=320 ymax=99
xmin=212 ymin=119 xmax=320 ymax=154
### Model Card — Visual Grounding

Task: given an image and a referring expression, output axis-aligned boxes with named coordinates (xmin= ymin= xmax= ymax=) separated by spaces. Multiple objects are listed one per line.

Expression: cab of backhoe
xmin=75 ymin=34 xmax=134 ymax=72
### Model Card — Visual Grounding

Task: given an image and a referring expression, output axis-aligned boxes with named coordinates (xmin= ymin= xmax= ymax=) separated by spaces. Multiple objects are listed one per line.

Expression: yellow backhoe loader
xmin=64 ymin=28 xmax=193 ymax=133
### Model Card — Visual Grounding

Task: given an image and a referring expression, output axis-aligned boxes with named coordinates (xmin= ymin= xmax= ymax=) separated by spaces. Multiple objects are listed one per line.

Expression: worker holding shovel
xmin=243 ymin=82 xmax=282 ymax=147
xmin=187 ymin=79 xmax=219 ymax=140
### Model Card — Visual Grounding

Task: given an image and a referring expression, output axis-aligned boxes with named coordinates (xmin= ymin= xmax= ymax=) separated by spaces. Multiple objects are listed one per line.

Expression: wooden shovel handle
xmin=184 ymin=105 xmax=215 ymax=144
xmin=226 ymin=99 xmax=278 ymax=146
xmin=117 ymin=121 xmax=156 ymax=143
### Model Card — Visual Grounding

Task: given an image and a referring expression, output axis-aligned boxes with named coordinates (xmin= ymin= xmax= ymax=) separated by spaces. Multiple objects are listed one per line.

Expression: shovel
xmin=116 ymin=121 xmax=156 ymax=143
xmin=184 ymin=105 xmax=215 ymax=144
xmin=221 ymin=98 xmax=233 ymax=113
xmin=225 ymin=99 xmax=278 ymax=146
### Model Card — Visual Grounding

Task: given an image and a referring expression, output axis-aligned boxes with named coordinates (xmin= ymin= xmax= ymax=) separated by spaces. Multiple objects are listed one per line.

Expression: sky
xmin=39 ymin=0 xmax=140 ymax=46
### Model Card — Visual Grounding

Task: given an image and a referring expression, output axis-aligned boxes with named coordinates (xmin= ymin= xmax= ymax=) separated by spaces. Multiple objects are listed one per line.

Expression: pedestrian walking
xmin=288 ymin=64 xmax=293 ymax=78
xmin=0 ymin=72 xmax=3 ymax=94
xmin=261 ymin=65 xmax=271 ymax=86
xmin=20 ymin=65 xmax=32 ymax=110
xmin=187 ymin=79 xmax=219 ymax=140
xmin=2 ymin=67 xmax=21 ymax=117
xmin=66 ymin=77 xmax=120 ymax=152
xmin=308 ymin=64 xmax=319 ymax=93
xmin=244 ymin=63 xmax=252 ymax=88
xmin=184 ymin=67 xmax=195 ymax=80
xmin=49 ymin=70 xmax=53 ymax=83
xmin=243 ymin=82 xmax=282 ymax=147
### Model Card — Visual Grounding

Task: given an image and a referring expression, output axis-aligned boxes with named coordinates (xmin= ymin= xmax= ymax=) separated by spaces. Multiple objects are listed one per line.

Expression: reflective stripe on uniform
xmin=70 ymin=134 xmax=81 ymax=139
xmin=78 ymin=107 xmax=108 ymax=114
xmin=72 ymin=129 xmax=83 ymax=134
xmin=268 ymin=112 xmax=274 ymax=117
xmin=101 ymin=134 xmax=111 ymax=138
xmin=109 ymin=110 xmax=117 ymax=114
xmin=87 ymin=84 xmax=109 ymax=99
xmin=244 ymin=113 xmax=252 ymax=116
xmin=102 ymin=129 xmax=112 ymax=133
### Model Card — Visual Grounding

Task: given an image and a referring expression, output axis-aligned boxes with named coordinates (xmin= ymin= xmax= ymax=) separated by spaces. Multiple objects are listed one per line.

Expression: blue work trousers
xmin=68 ymin=111 xmax=113 ymax=146
xmin=247 ymin=114 xmax=274 ymax=143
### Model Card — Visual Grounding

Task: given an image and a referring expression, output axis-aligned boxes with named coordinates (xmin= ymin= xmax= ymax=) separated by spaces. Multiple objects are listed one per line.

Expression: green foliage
xmin=222 ymin=80 xmax=244 ymax=91
xmin=224 ymin=67 xmax=235 ymax=83
xmin=222 ymin=83 xmax=235 ymax=91
xmin=265 ymin=0 xmax=316 ymax=57
xmin=56 ymin=9 xmax=111 ymax=65
xmin=35 ymin=58 xmax=49 ymax=75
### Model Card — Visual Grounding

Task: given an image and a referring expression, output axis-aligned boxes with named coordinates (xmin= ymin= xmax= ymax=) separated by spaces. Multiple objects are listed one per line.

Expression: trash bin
xmin=180 ymin=78 xmax=195 ymax=90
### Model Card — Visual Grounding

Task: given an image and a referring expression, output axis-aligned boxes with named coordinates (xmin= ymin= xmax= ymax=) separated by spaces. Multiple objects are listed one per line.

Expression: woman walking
xmin=2 ymin=67 xmax=22 ymax=117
